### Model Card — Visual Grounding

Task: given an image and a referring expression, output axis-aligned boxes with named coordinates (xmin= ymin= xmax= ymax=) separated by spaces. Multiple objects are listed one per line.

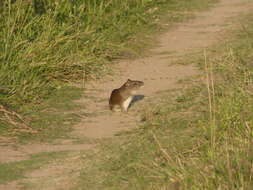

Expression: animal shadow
xmin=129 ymin=94 xmax=145 ymax=109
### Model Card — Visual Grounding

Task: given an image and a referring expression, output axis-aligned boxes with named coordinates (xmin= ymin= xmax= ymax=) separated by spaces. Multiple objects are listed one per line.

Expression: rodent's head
xmin=123 ymin=79 xmax=144 ymax=94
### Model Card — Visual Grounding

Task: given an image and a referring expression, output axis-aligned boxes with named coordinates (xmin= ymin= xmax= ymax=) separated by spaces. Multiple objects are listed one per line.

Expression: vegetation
xmin=0 ymin=151 xmax=68 ymax=184
xmin=0 ymin=85 xmax=83 ymax=141
xmin=75 ymin=13 xmax=253 ymax=190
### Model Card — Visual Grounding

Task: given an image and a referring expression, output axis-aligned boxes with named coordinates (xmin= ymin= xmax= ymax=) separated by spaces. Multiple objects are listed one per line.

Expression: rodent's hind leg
xmin=110 ymin=104 xmax=121 ymax=112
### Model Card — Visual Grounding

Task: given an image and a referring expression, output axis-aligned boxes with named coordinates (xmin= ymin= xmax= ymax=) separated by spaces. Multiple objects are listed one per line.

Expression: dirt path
xmin=1 ymin=0 xmax=253 ymax=189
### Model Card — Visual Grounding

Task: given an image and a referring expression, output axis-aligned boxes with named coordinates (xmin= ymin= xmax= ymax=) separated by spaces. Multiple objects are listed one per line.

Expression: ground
xmin=1 ymin=0 xmax=253 ymax=189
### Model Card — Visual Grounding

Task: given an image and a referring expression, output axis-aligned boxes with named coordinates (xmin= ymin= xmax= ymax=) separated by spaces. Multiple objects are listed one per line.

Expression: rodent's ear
xmin=125 ymin=79 xmax=131 ymax=86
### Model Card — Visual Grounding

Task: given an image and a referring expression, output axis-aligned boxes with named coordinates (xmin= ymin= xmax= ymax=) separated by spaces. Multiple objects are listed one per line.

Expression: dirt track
xmin=1 ymin=0 xmax=253 ymax=189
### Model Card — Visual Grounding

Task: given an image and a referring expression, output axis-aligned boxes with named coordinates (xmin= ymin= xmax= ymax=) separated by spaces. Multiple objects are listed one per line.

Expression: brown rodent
xmin=109 ymin=79 xmax=144 ymax=112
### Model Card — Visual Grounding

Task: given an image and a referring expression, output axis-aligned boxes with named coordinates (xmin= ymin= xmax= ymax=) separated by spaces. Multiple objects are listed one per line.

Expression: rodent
xmin=109 ymin=79 xmax=144 ymax=112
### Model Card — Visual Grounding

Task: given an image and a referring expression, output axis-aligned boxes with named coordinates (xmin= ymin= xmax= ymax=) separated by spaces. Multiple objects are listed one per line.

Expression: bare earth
xmin=1 ymin=0 xmax=253 ymax=189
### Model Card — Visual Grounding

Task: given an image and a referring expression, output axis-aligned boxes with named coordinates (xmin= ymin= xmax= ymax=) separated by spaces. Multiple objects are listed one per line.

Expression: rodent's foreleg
xmin=120 ymin=104 xmax=128 ymax=112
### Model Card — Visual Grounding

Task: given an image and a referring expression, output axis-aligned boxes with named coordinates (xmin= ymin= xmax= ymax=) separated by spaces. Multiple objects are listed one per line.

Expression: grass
xmin=74 ymin=11 xmax=253 ymax=190
xmin=0 ymin=85 xmax=83 ymax=142
xmin=0 ymin=151 xmax=68 ymax=184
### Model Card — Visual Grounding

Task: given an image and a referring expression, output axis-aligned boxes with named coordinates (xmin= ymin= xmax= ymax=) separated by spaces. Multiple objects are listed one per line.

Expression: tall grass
xmin=0 ymin=0 xmax=168 ymax=105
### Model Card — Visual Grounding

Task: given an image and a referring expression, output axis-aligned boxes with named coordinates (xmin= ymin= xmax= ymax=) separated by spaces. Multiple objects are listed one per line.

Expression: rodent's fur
xmin=109 ymin=79 xmax=144 ymax=112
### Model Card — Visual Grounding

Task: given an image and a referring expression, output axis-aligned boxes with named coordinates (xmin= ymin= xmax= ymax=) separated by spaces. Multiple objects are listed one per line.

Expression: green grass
xmin=74 ymin=12 xmax=253 ymax=190
xmin=0 ymin=85 xmax=83 ymax=142
xmin=0 ymin=151 xmax=68 ymax=184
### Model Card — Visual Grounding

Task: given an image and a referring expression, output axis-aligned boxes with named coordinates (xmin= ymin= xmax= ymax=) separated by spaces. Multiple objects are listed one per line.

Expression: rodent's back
xmin=109 ymin=89 xmax=122 ymax=105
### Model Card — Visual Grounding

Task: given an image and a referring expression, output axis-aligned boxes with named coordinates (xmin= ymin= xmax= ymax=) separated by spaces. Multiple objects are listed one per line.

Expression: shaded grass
xmin=0 ymin=151 xmax=68 ymax=184
xmin=0 ymin=85 xmax=83 ymax=142
xmin=75 ymin=12 xmax=253 ymax=190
